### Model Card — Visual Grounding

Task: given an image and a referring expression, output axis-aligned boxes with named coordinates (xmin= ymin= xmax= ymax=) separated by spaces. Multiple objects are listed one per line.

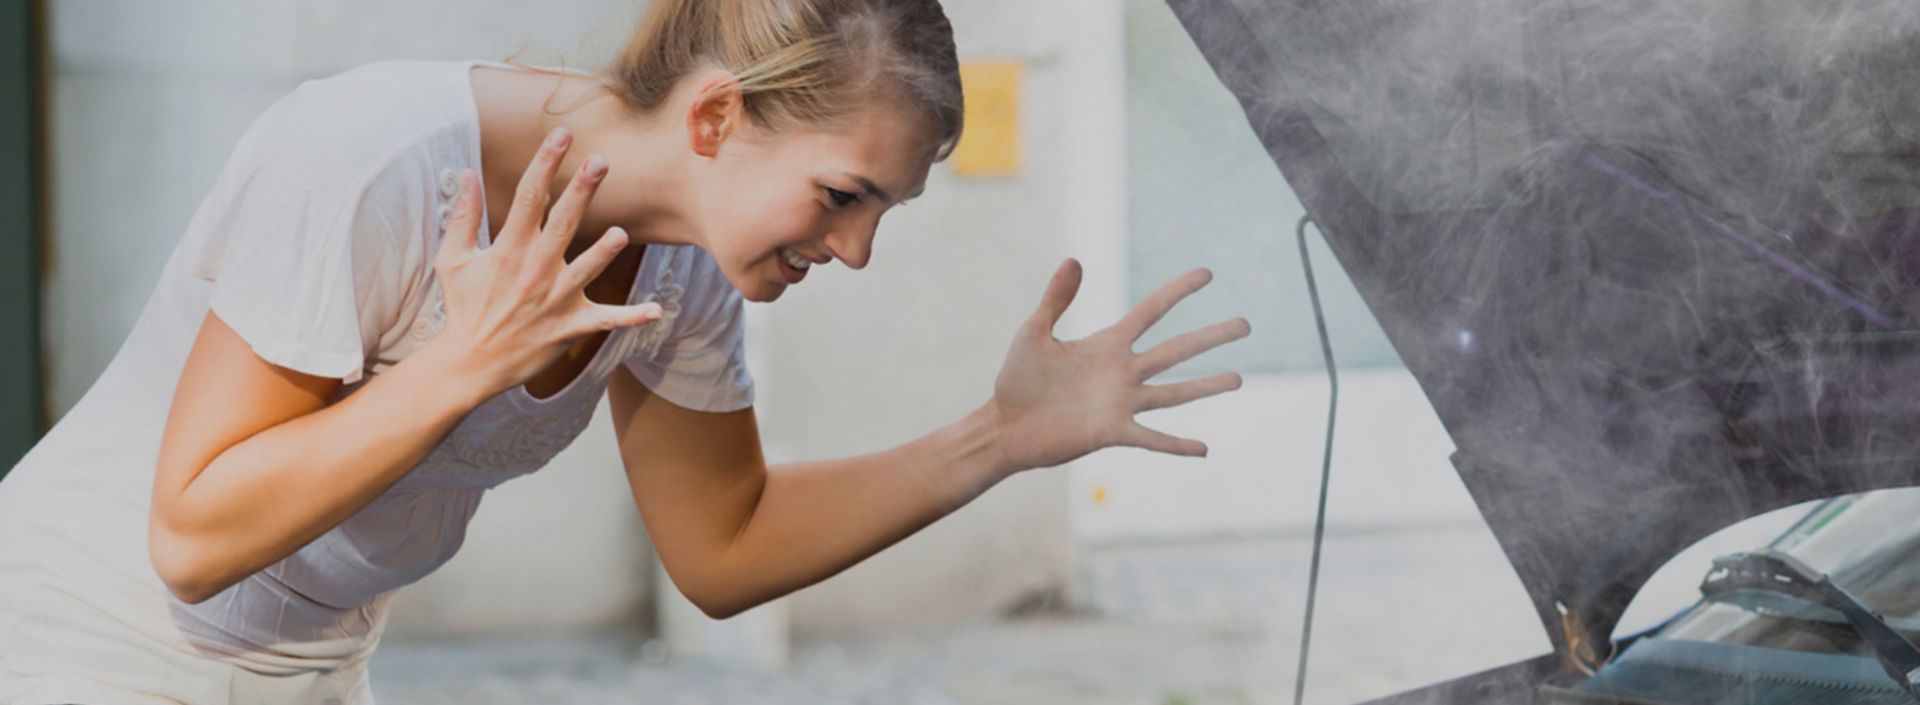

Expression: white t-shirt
xmin=0 ymin=59 xmax=753 ymax=705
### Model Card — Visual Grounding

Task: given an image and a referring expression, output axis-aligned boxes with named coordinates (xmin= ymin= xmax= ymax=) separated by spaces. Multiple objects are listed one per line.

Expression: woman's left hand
xmin=989 ymin=258 xmax=1251 ymax=474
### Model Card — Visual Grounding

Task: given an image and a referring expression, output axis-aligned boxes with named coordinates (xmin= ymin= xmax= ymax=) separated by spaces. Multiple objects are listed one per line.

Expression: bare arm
xmin=615 ymin=260 xmax=1249 ymax=619
xmin=150 ymin=127 xmax=660 ymax=603
xmin=150 ymin=315 xmax=494 ymax=603
xmin=608 ymin=367 xmax=1009 ymax=620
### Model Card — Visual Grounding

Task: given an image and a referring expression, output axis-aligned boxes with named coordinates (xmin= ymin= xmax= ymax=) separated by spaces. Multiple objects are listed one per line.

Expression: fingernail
xmin=545 ymin=127 xmax=571 ymax=150
xmin=584 ymin=154 xmax=608 ymax=179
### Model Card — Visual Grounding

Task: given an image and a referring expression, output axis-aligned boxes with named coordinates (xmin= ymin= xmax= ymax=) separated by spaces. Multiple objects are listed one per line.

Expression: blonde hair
xmin=603 ymin=0 xmax=964 ymax=160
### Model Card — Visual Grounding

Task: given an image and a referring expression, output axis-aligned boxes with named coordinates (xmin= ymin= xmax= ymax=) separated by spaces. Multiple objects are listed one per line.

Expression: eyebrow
xmin=845 ymin=173 xmax=923 ymax=205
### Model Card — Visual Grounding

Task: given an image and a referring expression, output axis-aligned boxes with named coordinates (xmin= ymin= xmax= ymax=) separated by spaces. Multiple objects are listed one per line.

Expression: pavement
xmin=370 ymin=515 xmax=1797 ymax=704
xmin=372 ymin=523 xmax=1549 ymax=704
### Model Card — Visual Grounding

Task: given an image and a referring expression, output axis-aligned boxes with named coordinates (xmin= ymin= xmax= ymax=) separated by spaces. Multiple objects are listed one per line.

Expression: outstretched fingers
xmin=1025 ymin=258 xmax=1083 ymax=339
xmin=1139 ymin=372 xmax=1244 ymax=412
xmin=1120 ymin=422 xmax=1208 ymax=457
xmin=532 ymin=153 xmax=609 ymax=264
xmin=1115 ymin=268 xmax=1213 ymax=342
xmin=499 ymin=127 xmax=573 ymax=248
xmin=1136 ymin=317 xmax=1252 ymax=381
xmin=581 ymin=299 xmax=664 ymax=336
xmin=557 ymin=227 xmax=631 ymax=294
xmin=557 ymin=226 xmax=663 ymax=335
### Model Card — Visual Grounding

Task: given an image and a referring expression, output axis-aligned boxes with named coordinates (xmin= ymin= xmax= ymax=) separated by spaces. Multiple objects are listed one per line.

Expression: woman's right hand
xmin=431 ymin=126 xmax=663 ymax=397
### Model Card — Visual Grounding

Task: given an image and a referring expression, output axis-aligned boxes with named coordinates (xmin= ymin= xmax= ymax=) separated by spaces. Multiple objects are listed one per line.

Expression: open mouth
xmin=776 ymin=247 xmax=810 ymax=284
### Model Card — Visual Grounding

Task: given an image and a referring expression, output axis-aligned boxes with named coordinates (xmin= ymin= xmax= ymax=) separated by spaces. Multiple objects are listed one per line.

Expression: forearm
xmin=667 ymin=261 xmax=1244 ymax=617
xmin=154 ymin=340 xmax=493 ymax=602
xmin=698 ymin=402 xmax=1020 ymax=618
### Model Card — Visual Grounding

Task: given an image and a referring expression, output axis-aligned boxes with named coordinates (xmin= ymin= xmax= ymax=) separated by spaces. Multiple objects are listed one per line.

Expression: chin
xmin=727 ymin=273 xmax=784 ymax=303
xmin=711 ymin=251 xmax=792 ymax=302
xmin=718 ymin=260 xmax=789 ymax=303
xmin=742 ymin=285 xmax=784 ymax=303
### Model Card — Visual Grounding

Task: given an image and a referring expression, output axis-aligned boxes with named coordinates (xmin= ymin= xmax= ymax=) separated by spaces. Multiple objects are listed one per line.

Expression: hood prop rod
xmin=1292 ymin=214 xmax=1340 ymax=705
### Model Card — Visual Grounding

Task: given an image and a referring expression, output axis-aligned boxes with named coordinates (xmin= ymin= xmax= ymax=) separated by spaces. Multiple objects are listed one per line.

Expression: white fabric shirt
xmin=0 ymin=59 xmax=754 ymax=705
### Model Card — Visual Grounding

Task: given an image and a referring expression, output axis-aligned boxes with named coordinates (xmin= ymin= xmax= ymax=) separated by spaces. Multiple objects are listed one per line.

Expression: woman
xmin=0 ymin=0 xmax=1250 ymax=702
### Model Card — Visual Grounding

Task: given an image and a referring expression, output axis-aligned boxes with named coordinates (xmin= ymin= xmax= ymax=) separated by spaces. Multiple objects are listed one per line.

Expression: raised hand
xmin=431 ymin=127 xmax=663 ymax=397
xmin=989 ymin=259 xmax=1250 ymax=472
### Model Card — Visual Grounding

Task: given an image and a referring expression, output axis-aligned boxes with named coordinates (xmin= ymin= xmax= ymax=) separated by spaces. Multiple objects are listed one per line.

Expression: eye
xmin=824 ymin=187 xmax=860 ymax=208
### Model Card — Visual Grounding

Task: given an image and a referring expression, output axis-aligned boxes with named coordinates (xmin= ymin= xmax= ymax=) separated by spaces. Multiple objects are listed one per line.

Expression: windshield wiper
xmin=1701 ymin=549 xmax=1920 ymax=700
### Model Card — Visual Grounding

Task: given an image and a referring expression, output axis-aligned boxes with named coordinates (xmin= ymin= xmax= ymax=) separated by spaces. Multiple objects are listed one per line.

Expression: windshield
xmin=1660 ymin=488 xmax=1920 ymax=654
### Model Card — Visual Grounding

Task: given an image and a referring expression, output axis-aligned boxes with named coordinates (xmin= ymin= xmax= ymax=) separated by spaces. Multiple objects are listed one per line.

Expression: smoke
xmin=1168 ymin=0 xmax=1920 ymax=695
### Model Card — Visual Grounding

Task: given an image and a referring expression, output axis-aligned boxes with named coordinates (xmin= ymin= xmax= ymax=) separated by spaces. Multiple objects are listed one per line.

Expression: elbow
xmin=667 ymin=563 xmax=750 ymax=620
xmin=682 ymin=577 xmax=747 ymax=620
xmin=166 ymin=575 xmax=224 ymax=606
xmin=166 ymin=582 xmax=219 ymax=606
xmin=692 ymin=595 xmax=753 ymax=621
xmin=147 ymin=520 xmax=224 ymax=605
xmin=694 ymin=599 xmax=734 ymax=621
xmin=152 ymin=554 xmax=218 ymax=605
xmin=693 ymin=592 xmax=752 ymax=621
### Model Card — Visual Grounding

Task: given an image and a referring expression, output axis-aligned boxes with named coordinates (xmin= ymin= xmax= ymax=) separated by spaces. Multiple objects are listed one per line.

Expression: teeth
xmin=782 ymin=248 xmax=811 ymax=270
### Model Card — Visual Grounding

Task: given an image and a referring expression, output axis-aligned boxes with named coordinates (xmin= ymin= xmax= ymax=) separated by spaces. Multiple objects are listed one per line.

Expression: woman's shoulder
xmin=207 ymin=59 xmax=482 ymax=236
xmin=225 ymin=60 xmax=476 ymax=193
xmin=184 ymin=60 xmax=481 ymax=284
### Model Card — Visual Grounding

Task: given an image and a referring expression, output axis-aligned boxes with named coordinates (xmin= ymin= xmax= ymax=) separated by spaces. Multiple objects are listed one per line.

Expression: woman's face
xmin=691 ymin=99 xmax=938 ymax=303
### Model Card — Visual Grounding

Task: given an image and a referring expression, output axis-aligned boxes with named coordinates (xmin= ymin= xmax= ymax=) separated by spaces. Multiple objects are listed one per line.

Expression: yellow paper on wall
xmin=953 ymin=62 xmax=1022 ymax=177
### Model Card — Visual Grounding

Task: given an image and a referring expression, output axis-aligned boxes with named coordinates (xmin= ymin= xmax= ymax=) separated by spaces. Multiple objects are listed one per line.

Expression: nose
xmin=823 ymin=218 xmax=879 ymax=271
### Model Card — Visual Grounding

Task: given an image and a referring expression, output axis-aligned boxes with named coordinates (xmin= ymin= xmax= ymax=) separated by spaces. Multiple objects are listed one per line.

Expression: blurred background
xmin=0 ymin=0 xmax=1823 ymax=703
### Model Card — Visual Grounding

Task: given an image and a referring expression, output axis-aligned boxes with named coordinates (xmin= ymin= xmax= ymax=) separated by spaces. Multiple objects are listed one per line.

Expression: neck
xmin=469 ymin=63 xmax=707 ymax=253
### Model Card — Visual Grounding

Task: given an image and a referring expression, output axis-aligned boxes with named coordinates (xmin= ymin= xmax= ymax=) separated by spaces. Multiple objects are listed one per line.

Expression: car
xmin=1164 ymin=0 xmax=1920 ymax=702
xmin=1552 ymin=489 xmax=1920 ymax=704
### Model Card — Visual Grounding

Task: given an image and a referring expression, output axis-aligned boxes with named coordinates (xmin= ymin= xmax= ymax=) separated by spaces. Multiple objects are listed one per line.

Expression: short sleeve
xmin=622 ymin=249 xmax=757 ymax=412
xmin=184 ymin=83 xmax=430 ymax=386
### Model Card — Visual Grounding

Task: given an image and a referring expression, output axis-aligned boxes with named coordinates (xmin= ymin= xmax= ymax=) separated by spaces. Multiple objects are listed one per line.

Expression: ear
xmin=686 ymin=75 xmax=745 ymax=159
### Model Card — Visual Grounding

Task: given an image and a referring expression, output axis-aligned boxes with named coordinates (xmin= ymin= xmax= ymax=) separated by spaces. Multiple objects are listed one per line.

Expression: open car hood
xmin=1164 ymin=0 xmax=1920 ymax=695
